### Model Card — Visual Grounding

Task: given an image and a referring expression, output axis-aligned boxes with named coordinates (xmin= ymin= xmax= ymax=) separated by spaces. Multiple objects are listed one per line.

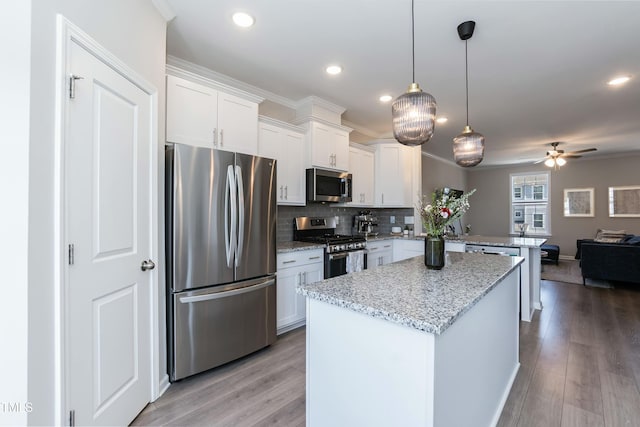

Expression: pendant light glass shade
xmin=392 ymin=83 xmax=437 ymax=146
xmin=453 ymin=20 xmax=484 ymax=167
xmin=453 ymin=125 xmax=485 ymax=167
xmin=392 ymin=0 xmax=436 ymax=146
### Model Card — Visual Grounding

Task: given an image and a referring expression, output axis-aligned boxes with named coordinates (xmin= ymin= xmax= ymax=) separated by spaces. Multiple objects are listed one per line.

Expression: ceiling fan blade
xmin=565 ymin=148 xmax=597 ymax=155
xmin=561 ymin=154 xmax=582 ymax=159
xmin=533 ymin=158 xmax=548 ymax=164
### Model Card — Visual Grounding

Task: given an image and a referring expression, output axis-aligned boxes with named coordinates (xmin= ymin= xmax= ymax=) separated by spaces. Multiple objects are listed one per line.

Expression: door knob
xmin=141 ymin=259 xmax=156 ymax=271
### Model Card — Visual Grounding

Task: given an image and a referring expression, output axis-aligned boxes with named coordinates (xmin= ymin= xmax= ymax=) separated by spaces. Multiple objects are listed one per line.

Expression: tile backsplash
xmin=277 ymin=204 xmax=414 ymax=242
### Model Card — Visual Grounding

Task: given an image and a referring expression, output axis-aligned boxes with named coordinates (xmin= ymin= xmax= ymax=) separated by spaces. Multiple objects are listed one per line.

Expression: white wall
xmin=26 ymin=1 xmax=166 ymax=424
xmin=0 ymin=3 xmax=32 ymax=425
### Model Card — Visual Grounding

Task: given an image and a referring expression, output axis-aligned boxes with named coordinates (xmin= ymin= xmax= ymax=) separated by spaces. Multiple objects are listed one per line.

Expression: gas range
xmin=297 ymin=234 xmax=367 ymax=253
xmin=294 ymin=217 xmax=366 ymax=252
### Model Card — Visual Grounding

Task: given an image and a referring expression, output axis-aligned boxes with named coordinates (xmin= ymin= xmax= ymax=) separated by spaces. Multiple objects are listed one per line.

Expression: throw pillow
xmin=594 ymin=228 xmax=626 ymax=243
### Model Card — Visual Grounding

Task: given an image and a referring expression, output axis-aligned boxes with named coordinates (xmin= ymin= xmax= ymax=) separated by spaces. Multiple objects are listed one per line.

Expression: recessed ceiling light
xmin=607 ymin=75 xmax=631 ymax=86
xmin=325 ymin=65 xmax=342 ymax=75
xmin=232 ymin=12 xmax=255 ymax=28
xmin=436 ymin=117 xmax=448 ymax=124
xmin=379 ymin=95 xmax=393 ymax=103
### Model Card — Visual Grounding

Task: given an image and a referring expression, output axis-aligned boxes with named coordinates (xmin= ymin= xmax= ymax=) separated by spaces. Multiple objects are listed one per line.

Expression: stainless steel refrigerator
xmin=166 ymin=143 xmax=277 ymax=381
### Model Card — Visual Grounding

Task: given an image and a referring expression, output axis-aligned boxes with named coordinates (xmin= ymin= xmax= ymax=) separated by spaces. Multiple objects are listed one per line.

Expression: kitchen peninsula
xmin=297 ymin=253 xmax=524 ymax=427
xmin=446 ymin=235 xmax=547 ymax=322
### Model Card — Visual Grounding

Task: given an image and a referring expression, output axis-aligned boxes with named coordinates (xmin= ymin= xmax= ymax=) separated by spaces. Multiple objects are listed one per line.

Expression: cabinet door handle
xmin=220 ymin=129 xmax=224 ymax=146
xmin=285 ymin=185 xmax=288 ymax=200
xmin=383 ymin=244 xmax=391 ymax=248
xmin=382 ymin=193 xmax=384 ymax=205
xmin=213 ymin=128 xmax=218 ymax=146
xmin=308 ymin=256 xmax=321 ymax=260
xmin=280 ymin=185 xmax=283 ymax=200
xmin=283 ymin=259 xmax=296 ymax=264
xmin=302 ymin=271 xmax=307 ymax=285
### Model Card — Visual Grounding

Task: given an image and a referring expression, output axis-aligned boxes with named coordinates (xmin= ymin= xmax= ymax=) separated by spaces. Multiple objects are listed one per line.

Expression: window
xmin=510 ymin=172 xmax=550 ymax=236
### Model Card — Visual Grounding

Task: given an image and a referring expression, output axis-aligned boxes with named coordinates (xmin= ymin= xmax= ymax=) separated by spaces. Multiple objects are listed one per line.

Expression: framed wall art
xmin=609 ymin=186 xmax=640 ymax=217
xmin=563 ymin=188 xmax=594 ymax=217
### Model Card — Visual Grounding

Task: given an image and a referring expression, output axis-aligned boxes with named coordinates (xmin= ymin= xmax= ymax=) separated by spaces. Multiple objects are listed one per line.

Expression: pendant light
xmin=392 ymin=0 xmax=437 ymax=146
xmin=452 ymin=20 xmax=484 ymax=167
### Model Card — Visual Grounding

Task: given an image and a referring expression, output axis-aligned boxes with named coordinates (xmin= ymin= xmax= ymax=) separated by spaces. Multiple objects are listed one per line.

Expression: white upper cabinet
xmin=166 ymin=75 xmax=217 ymax=147
xmin=166 ymin=74 xmax=259 ymax=155
xmin=374 ymin=142 xmax=419 ymax=207
xmin=258 ymin=118 xmax=306 ymax=206
xmin=348 ymin=145 xmax=375 ymax=207
xmin=306 ymin=121 xmax=350 ymax=171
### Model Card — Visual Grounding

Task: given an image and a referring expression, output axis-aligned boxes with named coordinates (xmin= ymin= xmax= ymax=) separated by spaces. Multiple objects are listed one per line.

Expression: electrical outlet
xmin=390 ymin=216 xmax=395 ymax=224
xmin=334 ymin=216 xmax=339 ymax=225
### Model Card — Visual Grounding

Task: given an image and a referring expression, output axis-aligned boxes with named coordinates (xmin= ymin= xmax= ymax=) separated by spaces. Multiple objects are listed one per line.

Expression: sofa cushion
xmin=594 ymin=229 xmax=627 ymax=243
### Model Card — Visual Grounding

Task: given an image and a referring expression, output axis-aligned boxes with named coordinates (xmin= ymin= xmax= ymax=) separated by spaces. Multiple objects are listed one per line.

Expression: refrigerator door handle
xmin=235 ymin=165 xmax=245 ymax=267
xmin=178 ymin=278 xmax=275 ymax=304
xmin=225 ymin=165 xmax=236 ymax=268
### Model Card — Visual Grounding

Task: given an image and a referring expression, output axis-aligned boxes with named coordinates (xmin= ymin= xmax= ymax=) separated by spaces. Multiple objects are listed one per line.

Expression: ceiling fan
xmin=534 ymin=142 xmax=597 ymax=168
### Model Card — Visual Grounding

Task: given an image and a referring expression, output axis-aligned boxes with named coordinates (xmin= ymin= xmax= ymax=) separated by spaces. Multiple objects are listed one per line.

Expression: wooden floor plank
xmin=560 ymin=403 xmax=604 ymax=427
xmin=132 ymin=281 xmax=640 ymax=427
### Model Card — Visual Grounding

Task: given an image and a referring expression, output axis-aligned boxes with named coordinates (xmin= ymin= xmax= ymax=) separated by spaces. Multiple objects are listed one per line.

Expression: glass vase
xmin=424 ymin=235 xmax=445 ymax=270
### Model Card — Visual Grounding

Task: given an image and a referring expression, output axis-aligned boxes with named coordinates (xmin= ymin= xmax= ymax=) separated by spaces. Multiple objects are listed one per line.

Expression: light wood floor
xmin=132 ymin=280 xmax=640 ymax=426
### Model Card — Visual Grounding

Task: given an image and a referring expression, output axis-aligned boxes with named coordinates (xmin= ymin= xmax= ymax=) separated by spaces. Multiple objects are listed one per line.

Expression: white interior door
xmin=65 ymin=39 xmax=153 ymax=426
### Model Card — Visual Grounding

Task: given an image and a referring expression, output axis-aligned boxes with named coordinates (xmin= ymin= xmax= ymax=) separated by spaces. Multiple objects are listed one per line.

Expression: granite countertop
xmin=297 ymin=252 xmax=523 ymax=335
xmin=446 ymin=234 xmax=547 ymax=248
xmin=277 ymin=241 xmax=325 ymax=254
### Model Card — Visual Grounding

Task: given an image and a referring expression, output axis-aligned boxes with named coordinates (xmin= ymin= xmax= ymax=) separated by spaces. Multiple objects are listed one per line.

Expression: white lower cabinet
xmin=366 ymin=241 xmax=393 ymax=269
xmin=276 ymin=249 xmax=324 ymax=334
xmin=393 ymin=239 xmax=424 ymax=262
xmin=445 ymin=241 xmax=466 ymax=253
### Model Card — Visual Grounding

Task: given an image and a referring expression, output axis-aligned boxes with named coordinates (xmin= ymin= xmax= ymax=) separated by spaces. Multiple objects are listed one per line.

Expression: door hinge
xmin=68 ymin=244 xmax=75 ymax=265
xmin=69 ymin=74 xmax=84 ymax=99
xmin=69 ymin=409 xmax=75 ymax=426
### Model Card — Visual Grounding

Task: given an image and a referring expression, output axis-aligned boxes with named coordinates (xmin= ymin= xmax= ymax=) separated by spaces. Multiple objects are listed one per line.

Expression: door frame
xmin=54 ymin=15 xmax=163 ymax=425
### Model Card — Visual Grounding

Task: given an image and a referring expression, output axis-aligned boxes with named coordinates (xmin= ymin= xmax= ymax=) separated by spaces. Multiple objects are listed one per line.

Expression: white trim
xmin=292 ymin=95 xmax=346 ymax=115
xmin=151 ymin=0 xmax=176 ymax=22
xmin=167 ymin=56 xmax=269 ymax=104
xmin=55 ymin=15 xmax=162 ymax=423
xmin=258 ymin=115 xmax=305 ymax=133
xmin=294 ymin=117 xmax=353 ymax=133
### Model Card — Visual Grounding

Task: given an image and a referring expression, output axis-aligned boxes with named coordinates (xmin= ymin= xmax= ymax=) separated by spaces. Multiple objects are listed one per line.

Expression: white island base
xmin=305 ymin=269 xmax=520 ymax=427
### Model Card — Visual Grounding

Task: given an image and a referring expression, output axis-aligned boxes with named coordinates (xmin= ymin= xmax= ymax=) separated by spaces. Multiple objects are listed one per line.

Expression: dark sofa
xmin=580 ymin=241 xmax=640 ymax=285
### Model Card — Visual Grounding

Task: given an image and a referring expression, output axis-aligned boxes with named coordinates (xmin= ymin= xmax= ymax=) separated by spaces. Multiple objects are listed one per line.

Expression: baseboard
xmin=153 ymin=374 xmax=170 ymax=401
xmin=559 ymin=254 xmax=575 ymax=261
xmin=277 ymin=319 xmax=306 ymax=335
xmin=490 ymin=362 xmax=520 ymax=427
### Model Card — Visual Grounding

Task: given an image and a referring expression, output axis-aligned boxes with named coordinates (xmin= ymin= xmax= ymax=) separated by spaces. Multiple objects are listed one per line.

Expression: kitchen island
xmin=297 ymin=253 xmax=524 ymax=427
xmin=446 ymin=235 xmax=547 ymax=322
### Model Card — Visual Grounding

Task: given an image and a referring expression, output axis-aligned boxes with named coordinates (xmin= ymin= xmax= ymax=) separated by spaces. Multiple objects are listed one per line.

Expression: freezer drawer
xmin=169 ymin=276 xmax=276 ymax=381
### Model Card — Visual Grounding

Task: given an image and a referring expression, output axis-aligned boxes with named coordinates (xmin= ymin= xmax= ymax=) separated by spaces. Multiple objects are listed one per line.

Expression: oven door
xmin=325 ymin=251 xmax=348 ymax=278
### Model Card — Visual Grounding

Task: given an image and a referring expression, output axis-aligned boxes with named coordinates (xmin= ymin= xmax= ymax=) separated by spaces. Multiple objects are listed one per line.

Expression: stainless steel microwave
xmin=306 ymin=168 xmax=352 ymax=203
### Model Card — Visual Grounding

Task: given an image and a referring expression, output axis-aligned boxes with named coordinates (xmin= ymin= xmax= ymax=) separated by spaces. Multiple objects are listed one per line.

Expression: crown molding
xmin=151 ymin=0 xmax=176 ymax=22
xmin=292 ymin=96 xmax=345 ymax=115
xmin=258 ymin=115 xmax=305 ymax=133
xmin=166 ymin=55 xmax=293 ymax=105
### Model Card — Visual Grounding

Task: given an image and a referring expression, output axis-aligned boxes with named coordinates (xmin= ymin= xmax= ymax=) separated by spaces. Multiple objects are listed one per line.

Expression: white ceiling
xmin=164 ymin=0 xmax=640 ymax=167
